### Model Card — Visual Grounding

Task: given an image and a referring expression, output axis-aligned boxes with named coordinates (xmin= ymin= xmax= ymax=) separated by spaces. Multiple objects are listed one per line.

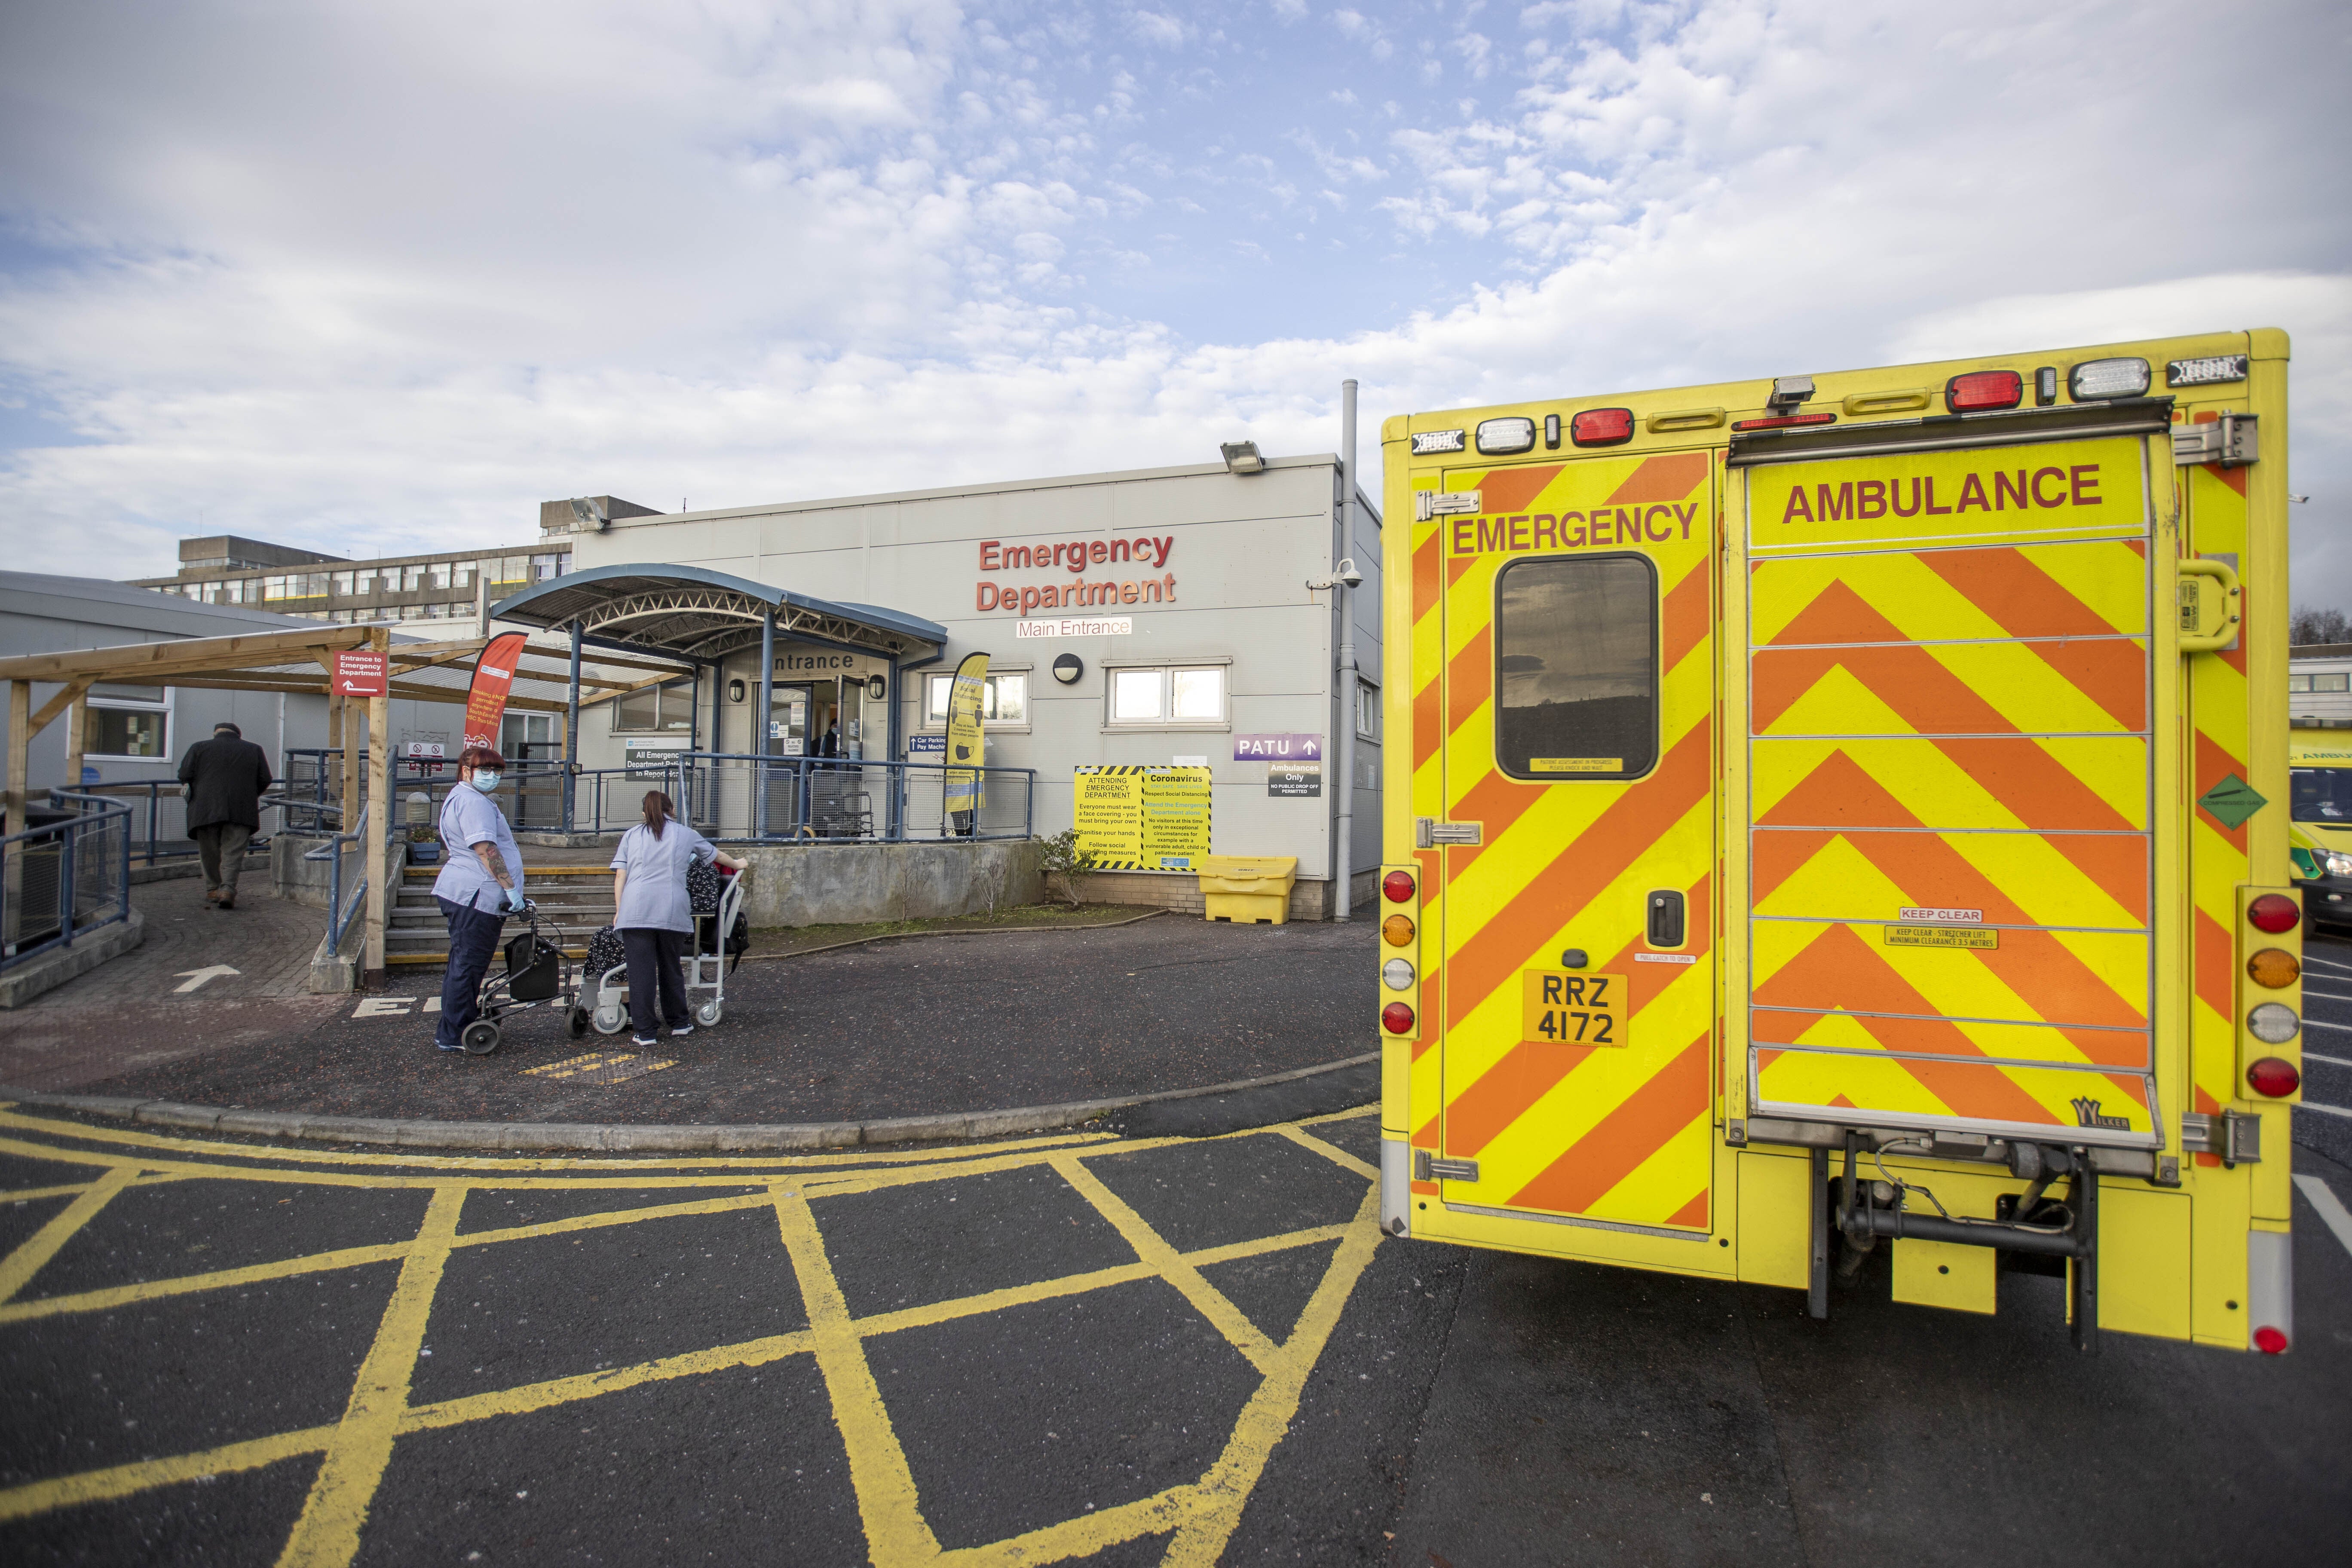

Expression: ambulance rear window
xmin=1494 ymin=554 xmax=1658 ymax=781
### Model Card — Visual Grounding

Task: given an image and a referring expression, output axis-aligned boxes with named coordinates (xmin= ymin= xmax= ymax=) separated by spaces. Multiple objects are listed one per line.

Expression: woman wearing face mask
xmin=609 ymin=790 xmax=747 ymax=1046
xmin=430 ymin=745 xmax=528 ymax=1056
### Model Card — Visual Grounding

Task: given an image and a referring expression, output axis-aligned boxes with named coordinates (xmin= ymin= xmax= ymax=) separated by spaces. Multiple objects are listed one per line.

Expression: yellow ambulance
xmin=2289 ymin=732 xmax=2352 ymax=924
xmin=1378 ymin=330 xmax=2301 ymax=1352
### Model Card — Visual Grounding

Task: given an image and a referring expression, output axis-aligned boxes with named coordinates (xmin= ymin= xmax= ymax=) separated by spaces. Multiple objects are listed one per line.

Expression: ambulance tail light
xmin=1379 ymin=863 xmax=1423 ymax=1040
xmin=1730 ymin=412 xmax=1836 ymax=432
xmin=1945 ymin=370 xmax=2023 ymax=412
xmin=2254 ymin=1326 xmax=2290 ymax=1355
xmin=2247 ymin=948 xmax=2300 ymax=988
xmin=1382 ymin=958 xmax=1415 ymax=991
xmin=1382 ymin=914 xmax=1415 ymax=946
xmin=2069 ymin=357 xmax=2151 ymax=401
xmin=1382 ymin=1002 xmax=1416 ymax=1034
xmin=2248 ymin=894 xmax=2299 ymax=933
xmin=2247 ymin=1054 xmax=2301 ymax=1097
xmin=1383 ymin=870 xmax=1415 ymax=903
xmin=1570 ymin=408 xmax=1634 ymax=447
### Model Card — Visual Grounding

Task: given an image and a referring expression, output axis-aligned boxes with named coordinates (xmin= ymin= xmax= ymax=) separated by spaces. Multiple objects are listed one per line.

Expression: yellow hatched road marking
xmin=0 ymin=1115 xmax=1387 ymax=1565
xmin=275 ymin=1184 xmax=465 ymax=1568
xmin=769 ymin=1185 xmax=945 ymax=1562
xmin=1050 ymin=1152 xmax=1280 ymax=1374
xmin=0 ymin=1163 xmax=139 ymax=1305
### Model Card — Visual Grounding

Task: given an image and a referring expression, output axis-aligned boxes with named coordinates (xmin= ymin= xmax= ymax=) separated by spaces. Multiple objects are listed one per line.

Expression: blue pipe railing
xmin=0 ymin=789 xmax=134 ymax=972
xmin=304 ymin=802 xmax=375 ymax=955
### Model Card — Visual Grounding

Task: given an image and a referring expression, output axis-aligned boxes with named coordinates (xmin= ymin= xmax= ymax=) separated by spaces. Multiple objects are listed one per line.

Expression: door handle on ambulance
xmin=2177 ymin=557 xmax=2242 ymax=654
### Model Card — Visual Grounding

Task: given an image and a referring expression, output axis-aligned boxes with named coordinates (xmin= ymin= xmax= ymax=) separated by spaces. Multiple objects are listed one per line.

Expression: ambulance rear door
xmin=1734 ymin=399 xmax=2171 ymax=1151
xmin=1431 ymin=448 xmax=1719 ymax=1235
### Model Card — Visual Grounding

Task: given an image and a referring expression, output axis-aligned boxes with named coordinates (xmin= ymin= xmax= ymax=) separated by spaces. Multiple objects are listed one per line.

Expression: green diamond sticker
xmin=2198 ymin=774 xmax=2267 ymax=831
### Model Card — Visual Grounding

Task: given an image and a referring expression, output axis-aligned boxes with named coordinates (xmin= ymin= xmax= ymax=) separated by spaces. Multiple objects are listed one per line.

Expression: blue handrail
xmin=304 ymin=802 xmax=375 ymax=954
xmin=674 ymin=751 xmax=1036 ymax=843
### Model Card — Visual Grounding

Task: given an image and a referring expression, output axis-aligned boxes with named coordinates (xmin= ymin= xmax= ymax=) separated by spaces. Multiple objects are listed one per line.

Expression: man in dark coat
xmin=177 ymin=721 xmax=273 ymax=910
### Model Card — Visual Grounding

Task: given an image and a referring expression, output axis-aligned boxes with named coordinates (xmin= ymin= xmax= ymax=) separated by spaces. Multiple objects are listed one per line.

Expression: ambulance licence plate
xmin=1522 ymin=971 xmax=1627 ymax=1047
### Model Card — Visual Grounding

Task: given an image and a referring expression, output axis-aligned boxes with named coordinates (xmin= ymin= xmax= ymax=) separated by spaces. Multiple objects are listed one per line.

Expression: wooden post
xmin=363 ymin=627 xmax=392 ymax=985
xmin=3 ymin=680 xmax=27 ymax=949
xmin=62 ymin=684 xmax=88 ymax=796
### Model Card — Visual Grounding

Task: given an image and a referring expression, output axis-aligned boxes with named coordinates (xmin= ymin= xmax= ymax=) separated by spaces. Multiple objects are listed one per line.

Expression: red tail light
xmin=2247 ymin=1056 xmax=2301 ymax=1098
xmin=1570 ymin=408 xmax=1634 ymax=447
xmin=1946 ymin=370 xmax=2024 ymax=412
xmin=2254 ymin=1326 xmax=2289 ymax=1355
xmin=1381 ymin=1002 xmax=1415 ymax=1034
xmin=1731 ymin=412 xmax=1836 ymax=432
xmin=2248 ymin=894 xmax=2300 ymax=933
xmin=1383 ymin=870 xmax=1415 ymax=903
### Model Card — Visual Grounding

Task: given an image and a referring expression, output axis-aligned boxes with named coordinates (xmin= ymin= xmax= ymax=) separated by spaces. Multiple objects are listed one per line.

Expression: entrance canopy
xmin=490 ymin=564 xmax=946 ymax=664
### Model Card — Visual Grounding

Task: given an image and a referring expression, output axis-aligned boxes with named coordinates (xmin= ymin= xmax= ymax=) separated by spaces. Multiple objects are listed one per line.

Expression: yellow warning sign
xmin=1074 ymin=766 xmax=1212 ymax=869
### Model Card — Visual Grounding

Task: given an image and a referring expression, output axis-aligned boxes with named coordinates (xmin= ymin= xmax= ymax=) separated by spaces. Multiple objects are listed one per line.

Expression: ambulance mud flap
xmin=1821 ymin=1130 xmax=2101 ymax=1351
xmin=1381 ymin=1138 xmax=1412 ymax=1238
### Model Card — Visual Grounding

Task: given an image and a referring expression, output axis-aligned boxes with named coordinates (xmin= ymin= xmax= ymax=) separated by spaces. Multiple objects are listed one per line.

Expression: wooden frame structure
xmin=0 ymin=624 xmax=689 ymax=983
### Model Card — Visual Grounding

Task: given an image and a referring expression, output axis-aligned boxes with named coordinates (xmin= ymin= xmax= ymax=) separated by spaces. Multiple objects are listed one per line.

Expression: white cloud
xmin=0 ymin=0 xmax=2346 ymax=609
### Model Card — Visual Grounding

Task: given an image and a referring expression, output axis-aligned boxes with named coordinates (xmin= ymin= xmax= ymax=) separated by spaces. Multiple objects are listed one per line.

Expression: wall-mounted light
xmin=867 ymin=674 xmax=887 ymax=700
xmin=1220 ymin=440 xmax=1265 ymax=475
xmin=1052 ymin=653 xmax=1084 ymax=685
xmin=727 ymin=678 xmax=747 ymax=704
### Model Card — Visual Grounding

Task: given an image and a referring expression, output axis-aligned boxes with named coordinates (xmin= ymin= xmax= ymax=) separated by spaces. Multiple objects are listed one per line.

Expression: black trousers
xmin=621 ymin=927 xmax=691 ymax=1038
xmin=435 ymin=897 xmax=506 ymax=1050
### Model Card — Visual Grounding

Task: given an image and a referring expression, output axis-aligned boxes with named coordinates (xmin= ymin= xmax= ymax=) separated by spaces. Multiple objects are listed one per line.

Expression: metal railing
xmin=67 ymin=776 xmax=300 ymax=866
xmin=677 ymin=753 xmax=1034 ymax=842
xmin=303 ymin=802 xmax=377 ymax=955
xmin=0 ymin=789 xmax=134 ymax=972
xmin=282 ymin=750 xmax=678 ymax=839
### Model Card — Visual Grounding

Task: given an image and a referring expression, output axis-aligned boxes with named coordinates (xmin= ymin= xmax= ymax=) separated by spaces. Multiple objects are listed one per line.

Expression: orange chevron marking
xmin=1477 ymin=463 xmax=1567 ymax=514
xmin=2193 ymin=731 xmax=2250 ymax=851
xmin=1446 ymin=554 xmax=1478 ymax=589
xmin=1603 ymin=452 xmax=1710 ymax=507
xmin=1444 ymin=873 xmax=1712 ymax=1157
xmin=1662 ymin=561 xmax=1711 ymax=671
xmin=1916 ymin=546 xmax=2130 ymax=640
xmin=1446 ymin=624 xmax=1492 ymax=742
xmin=1754 ymin=583 xmax=2147 ymax=732
xmin=1446 ymin=725 xmax=1713 ymax=1027
xmin=1414 ymin=678 xmax=1442 ymax=773
xmin=1664 ymin=1189 xmax=1710 ymax=1230
xmin=1754 ymin=750 xmax=2147 ymax=920
xmin=2194 ymin=908 xmax=2234 ymax=1023
xmin=1757 ymin=1047 xmax=2138 ymax=1130
xmin=1414 ymin=527 xmax=1441 ymax=617
xmin=1930 ymin=738 xmax=2140 ymax=833
xmin=1754 ymin=1007 xmax=2140 ymax=1069
xmin=1504 ymin=1032 xmax=1710 ymax=1216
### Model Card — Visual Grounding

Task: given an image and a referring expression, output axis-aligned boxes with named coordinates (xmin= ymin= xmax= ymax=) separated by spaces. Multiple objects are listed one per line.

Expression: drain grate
xmin=522 ymin=1051 xmax=677 ymax=1086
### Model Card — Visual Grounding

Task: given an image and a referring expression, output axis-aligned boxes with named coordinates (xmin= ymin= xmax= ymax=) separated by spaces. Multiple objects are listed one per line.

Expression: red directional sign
xmin=332 ymin=649 xmax=388 ymax=697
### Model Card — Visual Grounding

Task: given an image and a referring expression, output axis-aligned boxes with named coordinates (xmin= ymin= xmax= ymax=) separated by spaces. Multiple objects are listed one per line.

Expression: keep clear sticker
xmin=1522 ymin=971 xmax=1628 ymax=1047
xmin=1883 ymin=925 xmax=1999 ymax=950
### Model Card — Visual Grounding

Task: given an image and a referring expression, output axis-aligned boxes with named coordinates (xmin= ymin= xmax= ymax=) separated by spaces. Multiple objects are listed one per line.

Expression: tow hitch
xmin=1809 ymin=1131 xmax=2101 ymax=1351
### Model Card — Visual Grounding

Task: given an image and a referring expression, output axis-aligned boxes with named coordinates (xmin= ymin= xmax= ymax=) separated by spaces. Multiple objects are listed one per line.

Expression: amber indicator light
xmin=1382 ymin=915 xmax=1415 ymax=947
xmin=2247 ymin=948 xmax=2300 ymax=989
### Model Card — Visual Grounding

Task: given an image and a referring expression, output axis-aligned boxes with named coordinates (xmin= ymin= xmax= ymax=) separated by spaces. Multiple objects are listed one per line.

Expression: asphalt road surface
xmin=3 ymin=1101 xmax=2349 ymax=1565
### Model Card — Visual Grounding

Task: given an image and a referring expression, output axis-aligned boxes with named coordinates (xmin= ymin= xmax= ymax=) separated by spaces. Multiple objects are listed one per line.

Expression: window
xmin=531 ymin=551 xmax=571 ymax=582
xmin=261 ymin=573 xmax=328 ymax=601
xmin=2293 ymin=768 xmax=2352 ymax=823
xmin=1494 ymin=554 xmax=1657 ymax=780
xmin=612 ymin=678 xmax=695 ymax=732
xmin=2291 ymin=674 xmax=2312 ymax=692
xmin=85 ymin=683 xmax=169 ymax=760
xmin=2312 ymin=673 xmax=2351 ymax=693
xmin=924 ymin=672 xmax=1029 ymax=726
xmin=1103 ymin=663 xmax=1228 ymax=727
xmin=1355 ymin=679 xmax=1380 ymax=741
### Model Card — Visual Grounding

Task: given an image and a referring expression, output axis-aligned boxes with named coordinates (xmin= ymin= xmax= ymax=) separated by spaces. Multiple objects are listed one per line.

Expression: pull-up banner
xmin=462 ymin=631 xmax=530 ymax=753
xmin=943 ymin=651 xmax=990 ymax=816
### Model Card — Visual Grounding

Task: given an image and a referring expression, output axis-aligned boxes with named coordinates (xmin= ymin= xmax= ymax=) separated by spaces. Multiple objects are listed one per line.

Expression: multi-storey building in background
xmin=121 ymin=496 xmax=661 ymax=626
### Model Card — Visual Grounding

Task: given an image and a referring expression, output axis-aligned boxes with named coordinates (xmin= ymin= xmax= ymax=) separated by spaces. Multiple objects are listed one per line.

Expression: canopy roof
xmin=490 ymin=564 xmax=946 ymax=663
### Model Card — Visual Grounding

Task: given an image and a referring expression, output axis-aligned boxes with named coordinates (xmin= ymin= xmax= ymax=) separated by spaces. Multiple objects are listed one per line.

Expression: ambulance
xmin=1377 ymin=330 xmax=2300 ymax=1351
xmin=2288 ymin=732 xmax=2352 ymax=927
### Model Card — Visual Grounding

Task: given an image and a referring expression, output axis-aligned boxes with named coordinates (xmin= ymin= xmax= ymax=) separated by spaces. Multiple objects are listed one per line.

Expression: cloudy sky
xmin=3 ymin=1 xmax=2347 ymax=602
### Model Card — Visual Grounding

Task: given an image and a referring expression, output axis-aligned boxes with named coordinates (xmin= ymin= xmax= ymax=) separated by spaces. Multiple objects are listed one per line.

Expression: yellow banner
xmin=943 ymin=651 xmax=988 ymax=813
xmin=1749 ymin=435 xmax=2148 ymax=552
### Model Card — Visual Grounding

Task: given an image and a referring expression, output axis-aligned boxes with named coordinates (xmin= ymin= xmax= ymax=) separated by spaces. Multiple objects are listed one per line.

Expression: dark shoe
xmin=437 ymin=1042 xmax=465 ymax=1053
xmin=630 ymin=1035 xmax=658 ymax=1047
xmin=217 ymin=897 xmax=236 ymax=911
xmin=669 ymin=1023 xmax=694 ymax=1038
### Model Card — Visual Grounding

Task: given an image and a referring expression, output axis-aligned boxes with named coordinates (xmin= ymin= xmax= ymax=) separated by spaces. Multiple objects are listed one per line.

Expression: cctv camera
xmin=1338 ymin=566 xmax=1363 ymax=590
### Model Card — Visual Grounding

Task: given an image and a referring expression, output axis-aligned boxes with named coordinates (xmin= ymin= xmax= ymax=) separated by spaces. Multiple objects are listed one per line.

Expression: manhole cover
xmin=522 ymin=1051 xmax=677 ymax=1086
